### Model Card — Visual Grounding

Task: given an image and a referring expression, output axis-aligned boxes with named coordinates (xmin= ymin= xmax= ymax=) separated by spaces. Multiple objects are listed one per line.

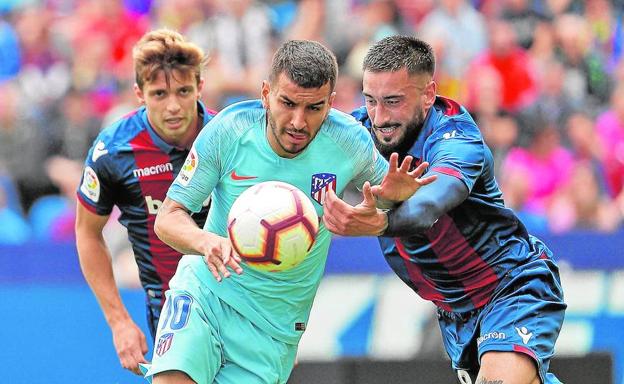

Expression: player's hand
xmin=199 ymin=233 xmax=243 ymax=281
xmin=111 ymin=319 xmax=148 ymax=375
xmin=322 ymin=183 xmax=387 ymax=236
xmin=372 ymin=152 xmax=437 ymax=202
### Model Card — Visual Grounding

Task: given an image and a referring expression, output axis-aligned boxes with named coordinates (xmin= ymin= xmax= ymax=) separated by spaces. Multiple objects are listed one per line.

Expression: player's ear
xmin=423 ymin=80 xmax=436 ymax=109
xmin=328 ymin=91 xmax=336 ymax=107
xmin=134 ymin=83 xmax=145 ymax=105
xmin=197 ymin=78 xmax=205 ymax=97
xmin=261 ymin=80 xmax=270 ymax=109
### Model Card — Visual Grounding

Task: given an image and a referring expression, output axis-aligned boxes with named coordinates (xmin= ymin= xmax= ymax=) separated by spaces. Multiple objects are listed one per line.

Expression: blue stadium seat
xmin=28 ymin=195 xmax=71 ymax=240
xmin=267 ymin=1 xmax=297 ymax=33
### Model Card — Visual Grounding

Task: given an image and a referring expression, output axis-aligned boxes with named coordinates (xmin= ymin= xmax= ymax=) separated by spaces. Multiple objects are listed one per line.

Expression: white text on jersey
xmin=133 ymin=163 xmax=173 ymax=178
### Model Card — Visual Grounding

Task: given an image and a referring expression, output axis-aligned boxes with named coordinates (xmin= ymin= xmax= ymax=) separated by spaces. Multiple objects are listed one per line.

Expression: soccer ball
xmin=227 ymin=181 xmax=319 ymax=272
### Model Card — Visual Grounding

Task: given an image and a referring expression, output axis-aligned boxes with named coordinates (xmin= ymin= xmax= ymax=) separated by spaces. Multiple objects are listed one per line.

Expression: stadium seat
xmin=28 ymin=195 xmax=71 ymax=240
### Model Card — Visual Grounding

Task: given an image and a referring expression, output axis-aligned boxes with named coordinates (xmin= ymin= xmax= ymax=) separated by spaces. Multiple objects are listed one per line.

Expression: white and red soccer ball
xmin=227 ymin=181 xmax=319 ymax=272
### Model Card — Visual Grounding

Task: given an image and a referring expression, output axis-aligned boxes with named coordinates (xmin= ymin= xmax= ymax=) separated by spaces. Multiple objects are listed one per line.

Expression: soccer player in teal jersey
xmin=145 ymin=40 xmax=434 ymax=384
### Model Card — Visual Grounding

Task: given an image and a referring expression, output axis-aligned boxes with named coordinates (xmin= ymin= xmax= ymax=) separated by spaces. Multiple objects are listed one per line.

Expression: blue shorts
xmin=437 ymin=257 xmax=566 ymax=384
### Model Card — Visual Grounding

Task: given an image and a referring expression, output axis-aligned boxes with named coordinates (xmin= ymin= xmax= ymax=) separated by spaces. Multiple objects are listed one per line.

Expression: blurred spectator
xmin=419 ymin=0 xmax=487 ymax=100
xmin=548 ymin=161 xmax=622 ymax=232
xmin=467 ymin=19 xmax=538 ymax=112
xmin=394 ymin=0 xmax=435 ymax=28
xmin=566 ymin=111 xmax=603 ymax=164
xmin=500 ymin=0 xmax=550 ymax=49
xmin=201 ymin=0 xmax=273 ymax=107
xmin=584 ymin=0 xmax=622 ymax=71
xmin=0 ymin=80 xmax=61 ymax=211
xmin=38 ymin=155 xmax=81 ymax=242
xmin=464 ymin=64 xmax=517 ymax=177
xmin=516 ymin=59 xmax=575 ymax=146
xmin=13 ymin=5 xmax=71 ymax=104
xmin=595 ymin=83 xmax=624 ymax=204
xmin=554 ymin=13 xmax=611 ymax=109
xmin=527 ymin=20 xmax=557 ymax=74
xmin=342 ymin=0 xmax=408 ymax=80
xmin=0 ymin=17 xmax=20 ymax=82
xmin=45 ymin=88 xmax=103 ymax=161
xmin=59 ymin=0 xmax=148 ymax=115
xmin=501 ymin=124 xmax=573 ymax=216
xmin=0 ymin=177 xmax=31 ymax=245
xmin=285 ymin=0 xmax=324 ymax=42
xmin=482 ymin=111 xmax=519 ymax=178
xmin=153 ymin=0 xmax=208 ymax=33
xmin=332 ymin=73 xmax=363 ymax=113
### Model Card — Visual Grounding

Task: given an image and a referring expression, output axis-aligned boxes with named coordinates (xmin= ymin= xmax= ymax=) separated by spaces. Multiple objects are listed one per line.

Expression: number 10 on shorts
xmin=160 ymin=294 xmax=193 ymax=331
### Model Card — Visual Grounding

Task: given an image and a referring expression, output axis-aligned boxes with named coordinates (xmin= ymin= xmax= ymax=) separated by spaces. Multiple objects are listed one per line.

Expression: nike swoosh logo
xmin=230 ymin=170 xmax=257 ymax=181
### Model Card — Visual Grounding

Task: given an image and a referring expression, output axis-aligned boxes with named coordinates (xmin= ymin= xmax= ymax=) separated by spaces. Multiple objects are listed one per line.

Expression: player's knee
xmin=153 ymin=370 xmax=196 ymax=384
xmin=478 ymin=351 xmax=539 ymax=384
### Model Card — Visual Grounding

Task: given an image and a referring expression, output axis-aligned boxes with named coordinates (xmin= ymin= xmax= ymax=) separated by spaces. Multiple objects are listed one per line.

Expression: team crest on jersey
xmin=156 ymin=332 xmax=174 ymax=356
xmin=177 ymin=146 xmax=198 ymax=186
xmin=80 ymin=166 xmax=100 ymax=202
xmin=310 ymin=173 xmax=336 ymax=205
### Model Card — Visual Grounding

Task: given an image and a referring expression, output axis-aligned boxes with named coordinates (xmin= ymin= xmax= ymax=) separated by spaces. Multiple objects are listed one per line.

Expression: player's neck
xmin=177 ymin=114 xmax=201 ymax=149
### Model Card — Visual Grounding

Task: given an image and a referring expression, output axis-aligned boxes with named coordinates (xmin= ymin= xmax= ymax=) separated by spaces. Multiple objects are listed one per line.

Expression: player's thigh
xmin=477 ymin=261 xmax=565 ymax=384
xmin=149 ymin=289 xmax=223 ymax=384
xmin=216 ymin=300 xmax=298 ymax=384
xmin=477 ymin=351 xmax=540 ymax=384
xmin=153 ymin=370 xmax=196 ymax=384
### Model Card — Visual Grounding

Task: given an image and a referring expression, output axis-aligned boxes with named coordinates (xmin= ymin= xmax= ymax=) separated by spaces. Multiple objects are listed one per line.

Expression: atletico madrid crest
xmin=156 ymin=333 xmax=174 ymax=356
xmin=310 ymin=173 xmax=337 ymax=205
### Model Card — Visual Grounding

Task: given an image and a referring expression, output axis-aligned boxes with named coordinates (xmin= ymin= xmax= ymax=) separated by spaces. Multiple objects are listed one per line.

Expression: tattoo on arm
xmin=478 ymin=379 xmax=503 ymax=384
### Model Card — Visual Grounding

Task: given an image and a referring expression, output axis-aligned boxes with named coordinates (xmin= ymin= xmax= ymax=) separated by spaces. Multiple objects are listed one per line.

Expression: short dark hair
xmin=269 ymin=40 xmax=338 ymax=91
xmin=363 ymin=35 xmax=435 ymax=76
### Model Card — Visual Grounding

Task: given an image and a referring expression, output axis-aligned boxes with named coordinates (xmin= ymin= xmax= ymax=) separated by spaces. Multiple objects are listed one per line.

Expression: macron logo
xmin=92 ymin=141 xmax=108 ymax=162
xmin=515 ymin=326 xmax=533 ymax=344
xmin=133 ymin=163 xmax=173 ymax=178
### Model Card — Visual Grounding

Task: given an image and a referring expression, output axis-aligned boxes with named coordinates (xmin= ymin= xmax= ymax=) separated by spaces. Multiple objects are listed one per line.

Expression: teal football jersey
xmin=167 ymin=100 xmax=388 ymax=344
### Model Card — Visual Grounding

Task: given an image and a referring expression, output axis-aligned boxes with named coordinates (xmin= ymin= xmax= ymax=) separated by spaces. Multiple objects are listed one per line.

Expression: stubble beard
xmin=373 ymin=109 xmax=426 ymax=159
xmin=267 ymin=111 xmax=309 ymax=156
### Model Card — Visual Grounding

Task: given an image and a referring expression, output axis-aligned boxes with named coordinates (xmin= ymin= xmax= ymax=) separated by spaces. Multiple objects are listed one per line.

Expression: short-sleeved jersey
xmin=77 ymin=102 xmax=215 ymax=309
xmin=353 ymin=96 xmax=552 ymax=313
xmin=168 ymin=99 xmax=388 ymax=344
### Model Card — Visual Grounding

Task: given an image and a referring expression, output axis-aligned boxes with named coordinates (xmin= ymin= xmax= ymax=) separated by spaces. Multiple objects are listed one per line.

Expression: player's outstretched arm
xmin=75 ymin=203 xmax=147 ymax=375
xmin=323 ymin=183 xmax=387 ymax=236
xmin=383 ymin=173 xmax=468 ymax=237
xmin=155 ymin=197 xmax=243 ymax=281
xmin=323 ymin=172 xmax=467 ymax=237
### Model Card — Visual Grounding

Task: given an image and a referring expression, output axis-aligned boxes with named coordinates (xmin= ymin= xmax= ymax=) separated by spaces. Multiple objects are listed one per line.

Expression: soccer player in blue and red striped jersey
xmin=323 ymin=36 xmax=566 ymax=384
xmin=75 ymin=29 xmax=215 ymax=375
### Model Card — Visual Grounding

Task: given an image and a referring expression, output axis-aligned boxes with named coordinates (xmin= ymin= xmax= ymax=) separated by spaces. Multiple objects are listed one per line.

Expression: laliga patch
xmin=156 ymin=332 xmax=174 ymax=356
xmin=80 ymin=166 xmax=100 ymax=202
xmin=177 ymin=146 xmax=198 ymax=186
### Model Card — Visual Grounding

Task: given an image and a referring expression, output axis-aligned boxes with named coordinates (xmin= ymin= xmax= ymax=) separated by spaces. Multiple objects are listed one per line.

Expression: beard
xmin=267 ymin=110 xmax=312 ymax=156
xmin=372 ymin=109 xmax=426 ymax=159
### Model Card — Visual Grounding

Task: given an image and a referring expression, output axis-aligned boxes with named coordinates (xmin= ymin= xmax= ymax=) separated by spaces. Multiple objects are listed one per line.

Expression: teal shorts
xmin=145 ymin=260 xmax=298 ymax=384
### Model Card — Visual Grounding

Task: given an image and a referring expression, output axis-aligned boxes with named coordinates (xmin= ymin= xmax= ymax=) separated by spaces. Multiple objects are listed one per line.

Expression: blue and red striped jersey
xmin=352 ymin=96 xmax=551 ymax=313
xmin=77 ymin=102 xmax=215 ymax=309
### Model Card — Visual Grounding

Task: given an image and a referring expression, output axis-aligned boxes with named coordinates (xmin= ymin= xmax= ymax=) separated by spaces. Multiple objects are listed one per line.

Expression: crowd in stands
xmin=1 ymin=0 xmax=624 ymax=246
